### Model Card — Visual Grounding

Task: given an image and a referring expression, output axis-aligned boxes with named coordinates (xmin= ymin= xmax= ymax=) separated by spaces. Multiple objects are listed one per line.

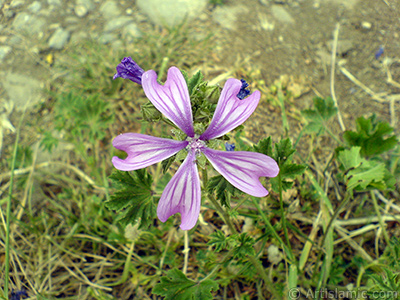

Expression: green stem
xmin=202 ymin=169 xmax=236 ymax=233
xmin=5 ymin=118 xmax=22 ymax=299
xmin=207 ymin=193 xmax=236 ymax=234
xmin=251 ymin=198 xmax=293 ymax=261
xmin=278 ymin=163 xmax=292 ymax=254
xmin=248 ymin=255 xmax=281 ymax=299
xmin=200 ymin=249 xmax=235 ymax=282
xmin=325 ymin=126 xmax=342 ymax=145
xmin=314 ymin=192 xmax=351 ymax=300
xmin=203 ymin=170 xmax=281 ymax=298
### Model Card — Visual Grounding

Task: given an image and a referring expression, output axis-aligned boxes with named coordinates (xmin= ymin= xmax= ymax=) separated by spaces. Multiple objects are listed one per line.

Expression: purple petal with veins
xmin=202 ymin=147 xmax=279 ymax=197
xmin=112 ymin=133 xmax=188 ymax=171
xmin=157 ymin=152 xmax=201 ymax=230
xmin=200 ymin=78 xmax=260 ymax=141
xmin=142 ymin=67 xmax=195 ymax=137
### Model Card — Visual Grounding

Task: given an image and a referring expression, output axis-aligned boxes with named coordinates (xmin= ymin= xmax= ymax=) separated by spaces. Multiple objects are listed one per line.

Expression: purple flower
xmin=113 ymin=57 xmax=144 ymax=84
xmin=236 ymin=79 xmax=250 ymax=100
xmin=225 ymin=142 xmax=235 ymax=151
xmin=112 ymin=67 xmax=279 ymax=230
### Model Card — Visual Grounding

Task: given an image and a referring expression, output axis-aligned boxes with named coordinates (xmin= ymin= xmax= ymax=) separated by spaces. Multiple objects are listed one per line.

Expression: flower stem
xmin=251 ymin=197 xmax=293 ymax=261
xmin=247 ymin=256 xmax=281 ymax=299
xmin=278 ymin=168 xmax=292 ymax=254
xmin=200 ymin=249 xmax=235 ymax=283
xmin=202 ymin=169 xmax=236 ymax=233
xmin=203 ymin=171 xmax=281 ymax=298
xmin=208 ymin=193 xmax=237 ymax=234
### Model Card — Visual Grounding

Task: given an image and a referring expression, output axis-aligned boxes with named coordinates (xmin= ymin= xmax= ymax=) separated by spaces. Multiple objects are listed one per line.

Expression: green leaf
xmin=274 ymin=138 xmax=296 ymax=164
xmin=141 ymin=101 xmax=163 ymax=122
xmin=232 ymin=233 xmax=256 ymax=259
xmin=346 ymin=162 xmax=386 ymax=190
xmin=338 ymin=147 xmax=387 ymax=191
xmin=40 ymin=131 xmax=59 ymax=153
xmin=301 ymin=97 xmax=337 ymax=134
xmin=208 ymin=230 xmax=228 ymax=252
xmin=188 ymin=70 xmax=204 ymax=96
xmin=162 ymin=155 xmax=176 ymax=174
xmin=253 ymin=137 xmax=273 ymax=157
xmin=106 ymin=169 xmax=155 ymax=229
xmin=261 ymin=138 xmax=307 ymax=193
xmin=280 ymin=163 xmax=307 ymax=180
xmin=207 ymin=175 xmax=241 ymax=208
xmin=343 ymin=115 xmax=398 ymax=157
xmin=153 ymin=268 xmax=219 ymax=300
xmin=337 ymin=146 xmax=362 ymax=169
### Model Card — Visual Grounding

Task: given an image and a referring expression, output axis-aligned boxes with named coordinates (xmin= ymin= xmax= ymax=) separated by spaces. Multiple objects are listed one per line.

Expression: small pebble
xmin=28 ymin=1 xmax=42 ymax=13
xmin=0 ymin=46 xmax=12 ymax=61
xmin=10 ymin=0 xmax=24 ymax=8
xmin=361 ymin=21 xmax=372 ymax=30
xmin=75 ymin=5 xmax=88 ymax=17
xmin=48 ymin=28 xmax=70 ymax=49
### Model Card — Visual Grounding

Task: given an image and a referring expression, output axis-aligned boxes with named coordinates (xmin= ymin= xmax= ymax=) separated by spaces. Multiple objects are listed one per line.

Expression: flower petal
xmin=142 ymin=67 xmax=195 ymax=137
xmin=113 ymin=57 xmax=144 ymax=84
xmin=157 ymin=152 xmax=201 ymax=230
xmin=112 ymin=133 xmax=188 ymax=171
xmin=202 ymin=147 xmax=279 ymax=197
xmin=200 ymin=78 xmax=261 ymax=140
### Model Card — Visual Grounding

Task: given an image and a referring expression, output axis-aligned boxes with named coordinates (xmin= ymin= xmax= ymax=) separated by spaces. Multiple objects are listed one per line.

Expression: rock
xmin=122 ymin=23 xmax=142 ymax=40
xmin=28 ymin=1 xmax=42 ymax=13
xmin=100 ymin=1 xmax=121 ymax=19
xmin=48 ymin=28 xmax=70 ymax=49
xmin=10 ymin=0 xmax=24 ymax=8
xmin=361 ymin=21 xmax=372 ymax=30
xmin=47 ymin=0 xmax=61 ymax=5
xmin=76 ymin=0 xmax=94 ymax=12
xmin=0 ymin=46 xmax=12 ymax=61
xmin=12 ymin=13 xmax=45 ymax=35
xmin=75 ymin=5 xmax=88 ymax=17
xmin=137 ymin=0 xmax=207 ymax=28
xmin=212 ymin=5 xmax=248 ymax=30
xmin=104 ymin=16 xmax=134 ymax=32
xmin=1 ymin=73 xmax=43 ymax=111
xmin=271 ymin=5 xmax=295 ymax=24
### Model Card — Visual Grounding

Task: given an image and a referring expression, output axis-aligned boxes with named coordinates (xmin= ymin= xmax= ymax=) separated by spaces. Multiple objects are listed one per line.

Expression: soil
xmin=215 ymin=0 xmax=400 ymax=141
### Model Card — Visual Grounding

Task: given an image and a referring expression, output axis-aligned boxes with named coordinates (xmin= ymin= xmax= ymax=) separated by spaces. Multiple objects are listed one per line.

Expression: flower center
xmin=186 ymin=135 xmax=206 ymax=155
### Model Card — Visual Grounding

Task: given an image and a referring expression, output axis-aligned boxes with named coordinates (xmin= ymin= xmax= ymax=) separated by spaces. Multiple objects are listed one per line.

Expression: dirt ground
xmin=215 ymin=0 xmax=400 ymax=141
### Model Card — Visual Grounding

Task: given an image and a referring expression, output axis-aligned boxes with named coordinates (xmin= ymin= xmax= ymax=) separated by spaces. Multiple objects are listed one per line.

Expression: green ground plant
xmin=0 ymin=29 xmax=399 ymax=300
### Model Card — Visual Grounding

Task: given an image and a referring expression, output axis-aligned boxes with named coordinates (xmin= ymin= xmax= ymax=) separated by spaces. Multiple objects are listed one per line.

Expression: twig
xmin=334 ymin=225 xmax=374 ymax=263
xmin=59 ymin=259 xmax=112 ymax=291
xmin=375 ymin=191 xmax=400 ymax=213
xmin=290 ymin=213 xmax=399 ymax=226
xmin=338 ymin=61 xmax=400 ymax=126
xmin=334 ymin=223 xmax=379 ymax=245
xmin=330 ymin=23 xmax=346 ymax=131
xmin=338 ymin=63 xmax=390 ymax=102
